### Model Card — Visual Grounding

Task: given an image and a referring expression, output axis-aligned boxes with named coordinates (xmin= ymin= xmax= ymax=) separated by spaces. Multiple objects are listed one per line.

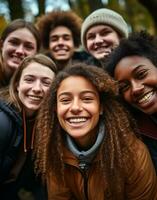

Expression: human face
xmin=17 ymin=62 xmax=55 ymax=117
xmin=86 ymin=25 xmax=120 ymax=60
xmin=1 ymin=28 xmax=37 ymax=77
xmin=49 ymin=26 xmax=75 ymax=62
xmin=57 ymin=76 xmax=101 ymax=148
xmin=114 ymin=56 xmax=157 ymax=114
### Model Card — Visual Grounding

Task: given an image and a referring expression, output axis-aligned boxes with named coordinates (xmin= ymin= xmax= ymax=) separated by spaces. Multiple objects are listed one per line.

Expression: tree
xmin=7 ymin=0 xmax=24 ymax=20
xmin=36 ymin=0 xmax=46 ymax=16
xmin=138 ymin=0 xmax=157 ymax=32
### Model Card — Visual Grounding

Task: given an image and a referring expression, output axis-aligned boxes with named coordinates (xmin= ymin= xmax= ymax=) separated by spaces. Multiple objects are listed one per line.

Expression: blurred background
xmin=0 ymin=0 xmax=157 ymax=35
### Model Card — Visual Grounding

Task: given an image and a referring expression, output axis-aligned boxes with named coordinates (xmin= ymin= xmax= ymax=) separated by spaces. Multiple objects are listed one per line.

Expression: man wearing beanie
xmin=81 ymin=8 xmax=129 ymax=68
xmin=36 ymin=10 xmax=89 ymax=70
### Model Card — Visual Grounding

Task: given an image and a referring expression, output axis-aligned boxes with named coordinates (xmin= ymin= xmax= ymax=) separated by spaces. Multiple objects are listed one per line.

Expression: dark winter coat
xmin=0 ymin=100 xmax=46 ymax=200
xmin=135 ymin=112 xmax=157 ymax=173
xmin=0 ymin=99 xmax=22 ymax=183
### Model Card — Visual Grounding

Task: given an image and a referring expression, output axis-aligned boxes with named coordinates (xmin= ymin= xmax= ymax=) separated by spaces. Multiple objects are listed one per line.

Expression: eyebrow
xmin=50 ymin=33 xmax=71 ymax=38
xmin=117 ymin=64 xmax=146 ymax=83
xmin=132 ymin=64 xmax=146 ymax=73
xmin=58 ymin=90 xmax=98 ymax=98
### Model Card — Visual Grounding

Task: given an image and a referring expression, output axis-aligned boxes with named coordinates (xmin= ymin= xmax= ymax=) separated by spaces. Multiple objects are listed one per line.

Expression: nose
xmin=32 ymin=80 xmax=42 ymax=93
xmin=70 ymin=98 xmax=82 ymax=114
xmin=94 ymin=34 xmax=103 ymax=44
xmin=15 ymin=44 xmax=25 ymax=55
xmin=58 ymin=37 xmax=64 ymax=45
xmin=131 ymin=80 xmax=144 ymax=96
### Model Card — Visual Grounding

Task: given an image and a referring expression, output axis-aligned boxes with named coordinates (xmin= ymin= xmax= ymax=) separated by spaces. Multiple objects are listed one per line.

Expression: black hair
xmin=105 ymin=31 xmax=157 ymax=76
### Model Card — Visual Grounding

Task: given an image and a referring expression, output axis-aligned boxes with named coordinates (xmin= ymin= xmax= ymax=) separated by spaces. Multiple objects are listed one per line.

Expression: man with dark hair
xmin=37 ymin=10 xmax=89 ymax=70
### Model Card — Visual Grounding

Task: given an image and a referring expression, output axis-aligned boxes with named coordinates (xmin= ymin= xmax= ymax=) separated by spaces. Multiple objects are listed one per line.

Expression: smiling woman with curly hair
xmin=34 ymin=62 xmax=157 ymax=200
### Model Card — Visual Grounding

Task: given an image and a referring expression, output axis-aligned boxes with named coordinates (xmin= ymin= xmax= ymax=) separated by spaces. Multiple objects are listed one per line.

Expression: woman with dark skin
xmin=0 ymin=54 xmax=57 ymax=199
xmin=0 ymin=19 xmax=41 ymax=87
xmin=106 ymin=31 xmax=157 ymax=173
xmin=35 ymin=63 xmax=157 ymax=199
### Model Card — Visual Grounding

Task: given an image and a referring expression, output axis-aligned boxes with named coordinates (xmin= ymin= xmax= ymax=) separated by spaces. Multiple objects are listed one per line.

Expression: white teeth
xmin=68 ymin=118 xmax=87 ymax=123
xmin=29 ymin=96 xmax=42 ymax=101
xmin=138 ymin=91 xmax=154 ymax=104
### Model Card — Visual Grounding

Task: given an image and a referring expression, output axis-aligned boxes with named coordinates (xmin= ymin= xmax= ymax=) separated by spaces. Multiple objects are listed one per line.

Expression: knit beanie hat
xmin=81 ymin=8 xmax=128 ymax=51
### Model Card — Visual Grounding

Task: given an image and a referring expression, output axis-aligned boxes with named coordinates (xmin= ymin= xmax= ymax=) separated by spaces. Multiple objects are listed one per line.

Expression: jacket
xmin=0 ymin=100 xmax=22 ymax=183
xmin=0 ymin=100 xmax=47 ymax=200
xmin=47 ymin=138 xmax=157 ymax=200
xmin=134 ymin=112 xmax=157 ymax=172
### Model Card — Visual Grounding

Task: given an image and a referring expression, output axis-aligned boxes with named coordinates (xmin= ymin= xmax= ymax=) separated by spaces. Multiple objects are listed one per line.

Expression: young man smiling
xmin=36 ymin=10 xmax=87 ymax=70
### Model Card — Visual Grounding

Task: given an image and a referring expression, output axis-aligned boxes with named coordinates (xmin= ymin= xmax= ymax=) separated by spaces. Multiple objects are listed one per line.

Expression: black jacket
xmin=0 ymin=100 xmax=22 ymax=183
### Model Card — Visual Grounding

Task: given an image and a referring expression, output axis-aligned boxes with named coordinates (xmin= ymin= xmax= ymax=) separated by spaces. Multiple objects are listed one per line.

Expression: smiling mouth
xmin=11 ymin=55 xmax=23 ymax=63
xmin=136 ymin=91 xmax=154 ymax=104
xmin=28 ymin=95 xmax=42 ymax=102
xmin=67 ymin=117 xmax=88 ymax=124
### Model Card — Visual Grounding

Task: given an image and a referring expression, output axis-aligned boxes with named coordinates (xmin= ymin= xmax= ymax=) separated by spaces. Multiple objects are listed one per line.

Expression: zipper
xmin=65 ymin=163 xmax=89 ymax=200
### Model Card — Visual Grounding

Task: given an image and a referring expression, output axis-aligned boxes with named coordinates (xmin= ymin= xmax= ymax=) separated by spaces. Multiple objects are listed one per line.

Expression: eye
xmin=24 ymin=43 xmax=35 ymax=50
xmin=41 ymin=78 xmax=52 ymax=87
xmin=82 ymin=96 xmax=94 ymax=103
xmin=8 ymin=39 xmax=19 ymax=46
xmin=100 ymin=29 xmax=111 ymax=36
xmin=50 ymin=36 xmax=58 ymax=42
xmin=87 ymin=34 xmax=95 ymax=40
xmin=118 ymin=82 xmax=130 ymax=93
xmin=24 ymin=77 xmax=34 ymax=82
xmin=59 ymin=97 xmax=71 ymax=104
xmin=135 ymin=69 xmax=148 ymax=79
xmin=63 ymin=35 xmax=71 ymax=41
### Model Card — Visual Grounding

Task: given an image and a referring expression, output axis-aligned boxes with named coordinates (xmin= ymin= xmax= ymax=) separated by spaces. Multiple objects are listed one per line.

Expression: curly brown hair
xmin=36 ymin=10 xmax=82 ymax=49
xmin=34 ymin=62 xmax=137 ymax=197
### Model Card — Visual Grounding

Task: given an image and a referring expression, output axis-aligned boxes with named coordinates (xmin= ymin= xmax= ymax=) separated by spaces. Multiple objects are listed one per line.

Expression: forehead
xmin=114 ymin=55 xmax=156 ymax=78
xmin=50 ymin=26 xmax=72 ymax=36
xmin=116 ymin=55 xmax=154 ymax=69
xmin=86 ymin=24 xmax=116 ymax=35
xmin=5 ymin=28 xmax=36 ymax=41
xmin=21 ymin=61 xmax=54 ymax=77
xmin=58 ymin=75 xmax=98 ymax=94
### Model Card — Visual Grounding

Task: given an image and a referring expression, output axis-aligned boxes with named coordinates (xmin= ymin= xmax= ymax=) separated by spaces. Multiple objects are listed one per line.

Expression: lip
xmin=66 ymin=117 xmax=89 ymax=128
xmin=11 ymin=55 xmax=24 ymax=64
xmin=94 ymin=46 xmax=111 ymax=53
xmin=54 ymin=47 xmax=68 ymax=52
xmin=27 ymin=95 xmax=43 ymax=102
xmin=134 ymin=90 xmax=157 ymax=109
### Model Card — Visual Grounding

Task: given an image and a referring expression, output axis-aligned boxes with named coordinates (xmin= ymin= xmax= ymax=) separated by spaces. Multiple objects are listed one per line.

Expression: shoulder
xmin=0 ymin=101 xmax=22 ymax=150
xmin=125 ymin=138 xmax=157 ymax=199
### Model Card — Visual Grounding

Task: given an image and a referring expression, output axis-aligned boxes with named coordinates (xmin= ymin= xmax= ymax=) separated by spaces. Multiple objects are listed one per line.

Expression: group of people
xmin=0 ymin=6 xmax=157 ymax=200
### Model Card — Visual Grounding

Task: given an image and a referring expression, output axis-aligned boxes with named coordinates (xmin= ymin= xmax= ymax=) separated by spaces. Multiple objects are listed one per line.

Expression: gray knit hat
xmin=81 ymin=8 xmax=128 ymax=51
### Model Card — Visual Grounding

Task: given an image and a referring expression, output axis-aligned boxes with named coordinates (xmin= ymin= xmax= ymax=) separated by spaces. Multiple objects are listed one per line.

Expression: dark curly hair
xmin=105 ymin=31 xmax=157 ymax=76
xmin=36 ymin=10 xmax=82 ymax=49
xmin=34 ymin=62 xmax=138 ymax=197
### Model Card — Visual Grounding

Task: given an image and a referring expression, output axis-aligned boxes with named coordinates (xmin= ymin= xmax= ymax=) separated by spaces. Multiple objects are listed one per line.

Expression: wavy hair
xmin=36 ymin=10 xmax=82 ymax=49
xmin=35 ymin=62 xmax=137 ymax=197
xmin=0 ymin=19 xmax=41 ymax=86
xmin=0 ymin=54 xmax=57 ymax=111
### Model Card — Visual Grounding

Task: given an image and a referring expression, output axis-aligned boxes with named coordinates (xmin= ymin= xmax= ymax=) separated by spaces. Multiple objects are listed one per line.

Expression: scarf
xmin=65 ymin=120 xmax=105 ymax=170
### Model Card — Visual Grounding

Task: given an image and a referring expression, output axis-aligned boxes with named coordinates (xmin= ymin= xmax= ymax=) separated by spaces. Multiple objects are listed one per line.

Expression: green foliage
xmin=0 ymin=0 xmax=157 ymax=34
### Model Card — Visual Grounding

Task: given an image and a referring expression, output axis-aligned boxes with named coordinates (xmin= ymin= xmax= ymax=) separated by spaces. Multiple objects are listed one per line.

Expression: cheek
xmin=42 ymin=87 xmax=50 ymax=95
xmin=148 ymin=75 xmax=157 ymax=86
xmin=122 ymin=91 xmax=132 ymax=103
xmin=49 ymin=41 xmax=55 ymax=49
xmin=26 ymin=49 xmax=37 ymax=56
xmin=86 ymin=40 xmax=92 ymax=50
